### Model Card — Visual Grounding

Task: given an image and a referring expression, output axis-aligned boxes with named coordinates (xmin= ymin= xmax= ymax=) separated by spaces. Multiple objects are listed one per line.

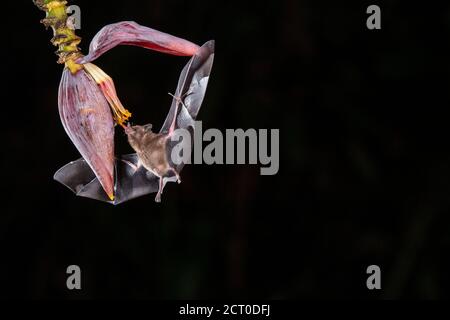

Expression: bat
xmin=54 ymin=40 xmax=215 ymax=204
xmin=123 ymin=121 xmax=181 ymax=203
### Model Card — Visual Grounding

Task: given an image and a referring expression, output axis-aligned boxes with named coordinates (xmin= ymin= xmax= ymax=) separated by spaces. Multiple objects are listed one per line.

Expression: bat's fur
xmin=125 ymin=124 xmax=180 ymax=202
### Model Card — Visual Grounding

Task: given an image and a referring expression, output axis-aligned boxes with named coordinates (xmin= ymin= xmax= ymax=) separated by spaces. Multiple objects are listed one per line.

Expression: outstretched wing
xmin=54 ymin=154 xmax=158 ymax=204
xmin=54 ymin=41 xmax=215 ymax=205
xmin=161 ymin=40 xmax=215 ymax=133
xmin=161 ymin=40 xmax=215 ymax=173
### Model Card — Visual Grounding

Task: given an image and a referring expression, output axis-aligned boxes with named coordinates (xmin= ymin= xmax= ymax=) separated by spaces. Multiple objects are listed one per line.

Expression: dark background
xmin=1 ymin=0 xmax=450 ymax=299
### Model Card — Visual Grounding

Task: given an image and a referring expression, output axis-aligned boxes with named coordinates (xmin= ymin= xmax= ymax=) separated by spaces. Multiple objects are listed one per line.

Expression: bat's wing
xmin=54 ymin=154 xmax=160 ymax=205
xmin=161 ymin=40 xmax=215 ymax=173
xmin=53 ymin=157 xmax=106 ymax=202
xmin=54 ymin=40 xmax=215 ymax=204
xmin=161 ymin=40 xmax=215 ymax=133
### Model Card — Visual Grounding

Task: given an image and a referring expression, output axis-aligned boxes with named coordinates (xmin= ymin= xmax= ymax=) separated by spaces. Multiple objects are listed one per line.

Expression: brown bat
xmin=124 ymin=121 xmax=181 ymax=202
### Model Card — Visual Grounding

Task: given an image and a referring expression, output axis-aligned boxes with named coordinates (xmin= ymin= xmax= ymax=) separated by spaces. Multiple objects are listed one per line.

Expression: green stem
xmin=33 ymin=0 xmax=83 ymax=72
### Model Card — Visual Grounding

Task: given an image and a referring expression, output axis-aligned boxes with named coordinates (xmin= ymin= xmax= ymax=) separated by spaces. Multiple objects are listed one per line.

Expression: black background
xmin=2 ymin=0 xmax=450 ymax=299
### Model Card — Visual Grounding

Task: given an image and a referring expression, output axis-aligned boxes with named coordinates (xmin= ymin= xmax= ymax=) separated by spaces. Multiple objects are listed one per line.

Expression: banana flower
xmin=34 ymin=1 xmax=199 ymax=200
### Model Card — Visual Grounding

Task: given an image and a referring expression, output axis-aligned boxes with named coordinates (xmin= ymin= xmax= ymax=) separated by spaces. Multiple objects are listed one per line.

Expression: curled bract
xmin=78 ymin=21 xmax=200 ymax=64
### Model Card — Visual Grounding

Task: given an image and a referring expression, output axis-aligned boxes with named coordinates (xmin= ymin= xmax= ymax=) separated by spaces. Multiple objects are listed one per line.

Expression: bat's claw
xmin=168 ymin=92 xmax=188 ymax=109
xmin=155 ymin=191 xmax=162 ymax=203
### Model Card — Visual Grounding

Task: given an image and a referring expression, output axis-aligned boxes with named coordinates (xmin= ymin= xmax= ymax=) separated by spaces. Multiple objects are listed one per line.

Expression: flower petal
xmin=79 ymin=21 xmax=200 ymax=64
xmin=83 ymin=63 xmax=131 ymax=127
xmin=58 ymin=68 xmax=115 ymax=200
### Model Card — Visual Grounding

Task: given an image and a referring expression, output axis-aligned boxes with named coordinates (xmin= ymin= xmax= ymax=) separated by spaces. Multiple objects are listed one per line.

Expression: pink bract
xmin=58 ymin=68 xmax=115 ymax=200
xmin=79 ymin=21 xmax=200 ymax=64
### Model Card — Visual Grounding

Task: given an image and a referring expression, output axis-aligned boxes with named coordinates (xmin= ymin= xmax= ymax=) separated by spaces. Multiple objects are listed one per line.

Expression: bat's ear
xmin=143 ymin=124 xmax=153 ymax=132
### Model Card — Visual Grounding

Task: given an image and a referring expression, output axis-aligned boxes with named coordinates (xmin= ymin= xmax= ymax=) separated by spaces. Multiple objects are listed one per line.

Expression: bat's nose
xmin=124 ymin=125 xmax=133 ymax=135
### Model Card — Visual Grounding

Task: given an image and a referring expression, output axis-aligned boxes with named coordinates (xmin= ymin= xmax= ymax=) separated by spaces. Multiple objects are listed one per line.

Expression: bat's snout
xmin=124 ymin=124 xmax=134 ymax=135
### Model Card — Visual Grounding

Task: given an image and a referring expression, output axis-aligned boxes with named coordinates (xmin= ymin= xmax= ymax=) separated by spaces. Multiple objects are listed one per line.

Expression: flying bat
xmin=54 ymin=40 xmax=215 ymax=204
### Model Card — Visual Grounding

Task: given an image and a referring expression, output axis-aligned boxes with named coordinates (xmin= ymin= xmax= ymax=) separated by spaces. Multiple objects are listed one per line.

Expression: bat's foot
xmin=155 ymin=191 xmax=162 ymax=203
xmin=155 ymin=176 xmax=164 ymax=203
xmin=168 ymin=168 xmax=181 ymax=183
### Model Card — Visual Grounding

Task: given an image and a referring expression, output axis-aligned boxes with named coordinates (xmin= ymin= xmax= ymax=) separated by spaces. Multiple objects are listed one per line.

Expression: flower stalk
xmin=34 ymin=0 xmax=132 ymax=129
xmin=33 ymin=0 xmax=82 ymax=72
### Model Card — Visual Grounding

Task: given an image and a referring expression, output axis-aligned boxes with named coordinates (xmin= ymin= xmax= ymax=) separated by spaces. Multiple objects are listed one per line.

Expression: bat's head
xmin=125 ymin=123 xmax=154 ymax=152
xmin=124 ymin=123 xmax=152 ymax=134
